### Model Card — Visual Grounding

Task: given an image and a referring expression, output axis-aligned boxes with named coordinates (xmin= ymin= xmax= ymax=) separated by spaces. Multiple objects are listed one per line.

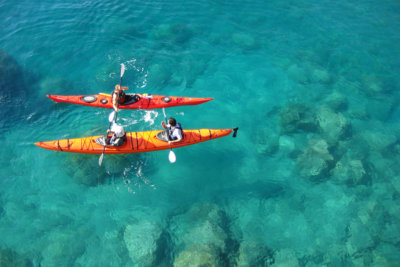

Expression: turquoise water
xmin=1 ymin=0 xmax=400 ymax=265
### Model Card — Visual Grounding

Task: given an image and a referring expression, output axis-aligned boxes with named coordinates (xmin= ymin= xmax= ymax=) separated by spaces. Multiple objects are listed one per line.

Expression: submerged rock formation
xmin=0 ymin=248 xmax=31 ymax=266
xmin=124 ymin=220 xmax=163 ymax=266
xmin=316 ymin=106 xmax=350 ymax=144
xmin=236 ymin=240 xmax=274 ymax=267
xmin=331 ymin=154 xmax=367 ymax=186
xmin=170 ymin=202 xmax=234 ymax=266
xmin=174 ymin=244 xmax=221 ymax=267
xmin=278 ymin=102 xmax=318 ymax=134
xmin=297 ymin=139 xmax=334 ymax=182
xmin=0 ymin=50 xmax=31 ymax=130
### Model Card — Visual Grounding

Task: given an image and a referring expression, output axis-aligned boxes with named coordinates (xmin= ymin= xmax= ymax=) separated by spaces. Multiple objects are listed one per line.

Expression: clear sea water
xmin=1 ymin=0 xmax=400 ymax=265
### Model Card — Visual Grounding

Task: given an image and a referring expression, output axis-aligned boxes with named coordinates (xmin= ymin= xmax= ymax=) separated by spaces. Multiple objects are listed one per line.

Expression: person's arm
xmin=168 ymin=129 xmax=183 ymax=144
xmin=168 ymin=137 xmax=182 ymax=144
xmin=121 ymin=86 xmax=129 ymax=91
xmin=112 ymin=93 xmax=118 ymax=112
xmin=161 ymin=121 xmax=168 ymax=129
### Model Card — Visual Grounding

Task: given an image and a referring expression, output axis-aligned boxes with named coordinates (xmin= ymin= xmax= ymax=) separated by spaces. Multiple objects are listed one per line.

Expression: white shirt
xmin=111 ymin=123 xmax=125 ymax=138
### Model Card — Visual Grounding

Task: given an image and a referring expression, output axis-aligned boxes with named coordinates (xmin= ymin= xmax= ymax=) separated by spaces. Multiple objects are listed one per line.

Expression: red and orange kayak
xmin=47 ymin=93 xmax=213 ymax=110
xmin=35 ymin=129 xmax=236 ymax=154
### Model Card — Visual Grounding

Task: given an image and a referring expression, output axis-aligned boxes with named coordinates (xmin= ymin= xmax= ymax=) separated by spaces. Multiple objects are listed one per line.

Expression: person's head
xmin=115 ymin=84 xmax=121 ymax=91
xmin=168 ymin=117 xmax=177 ymax=126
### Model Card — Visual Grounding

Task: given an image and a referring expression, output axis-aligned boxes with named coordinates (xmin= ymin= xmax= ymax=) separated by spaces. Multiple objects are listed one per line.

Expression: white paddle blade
xmin=120 ymin=63 xmax=126 ymax=78
xmin=99 ymin=153 xmax=104 ymax=166
xmin=169 ymin=150 xmax=176 ymax=163
xmin=108 ymin=111 xmax=115 ymax=122
xmin=162 ymin=107 xmax=167 ymax=120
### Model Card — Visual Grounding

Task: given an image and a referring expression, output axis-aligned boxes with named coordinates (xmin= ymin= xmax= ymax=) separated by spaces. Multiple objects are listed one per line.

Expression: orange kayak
xmin=35 ymin=129 xmax=236 ymax=154
xmin=47 ymin=93 xmax=213 ymax=109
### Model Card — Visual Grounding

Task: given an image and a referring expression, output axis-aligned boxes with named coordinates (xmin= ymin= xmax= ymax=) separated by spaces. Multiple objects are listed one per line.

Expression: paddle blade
xmin=99 ymin=153 xmax=104 ymax=166
xmin=169 ymin=150 xmax=176 ymax=163
xmin=232 ymin=127 xmax=239 ymax=138
xmin=108 ymin=111 xmax=115 ymax=122
xmin=120 ymin=63 xmax=126 ymax=78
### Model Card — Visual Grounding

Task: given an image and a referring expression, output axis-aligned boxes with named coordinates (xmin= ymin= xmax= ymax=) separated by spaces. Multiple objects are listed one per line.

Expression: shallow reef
xmin=0 ymin=248 xmax=32 ymax=267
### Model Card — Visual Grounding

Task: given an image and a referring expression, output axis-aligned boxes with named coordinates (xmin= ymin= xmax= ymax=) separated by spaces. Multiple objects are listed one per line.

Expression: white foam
xmin=143 ymin=110 xmax=158 ymax=126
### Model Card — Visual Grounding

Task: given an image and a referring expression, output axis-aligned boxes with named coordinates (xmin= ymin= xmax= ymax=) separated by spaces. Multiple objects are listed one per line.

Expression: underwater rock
xmin=169 ymin=72 xmax=184 ymax=86
xmin=316 ymin=106 xmax=350 ymax=143
xmin=362 ymin=74 xmax=385 ymax=96
xmin=0 ymin=248 xmax=31 ymax=266
xmin=331 ymin=154 xmax=367 ymax=186
xmin=365 ymin=98 xmax=394 ymax=121
xmin=170 ymin=202 xmax=230 ymax=263
xmin=232 ymin=32 xmax=257 ymax=50
xmin=278 ymin=135 xmax=295 ymax=154
xmin=278 ymin=102 xmax=318 ymax=134
xmin=359 ymin=130 xmax=397 ymax=152
xmin=322 ymin=244 xmax=349 ymax=266
xmin=64 ymin=155 xmax=107 ymax=186
xmin=297 ymin=139 xmax=334 ymax=181
xmin=150 ymin=23 xmax=193 ymax=45
xmin=345 ymin=219 xmax=374 ymax=256
xmin=173 ymin=244 xmax=220 ymax=267
xmin=182 ymin=54 xmax=211 ymax=88
xmin=147 ymin=63 xmax=172 ymax=88
xmin=271 ymin=248 xmax=299 ymax=266
xmin=310 ymin=68 xmax=331 ymax=84
xmin=124 ymin=220 xmax=162 ymax=266
xmin=236 ymin=240 xmax=274 ymax=267
xmin=41 ymin=230 xmax=86 ymax=266
xmin=39 ymin=76 xmax=74 ymax=96
xmin=0 ymin=50 xmax=30 ymax=128
xmin=287 ymin=64 xmax=308 ymax=84
xmin=255 ymin=129 xmax=279 ymax=155
xmin=151 ymin=24 xmax=175 ymax=39
xmin=0 ymin=50 xmax=27 ymax=102
xmin=392 ymin=176 xmax=400 ymax=195
xmin=372 ymin=242 xmax=400 ymax=265
xmin=381 ymin=221 xmax=400 ymax=245
xmin=323 ymin=92 xmax=348 ymax=112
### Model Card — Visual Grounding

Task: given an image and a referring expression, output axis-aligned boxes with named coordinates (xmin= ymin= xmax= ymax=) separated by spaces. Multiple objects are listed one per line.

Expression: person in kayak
xmin=107 ymin=123 xmax=126 ymax=147
xmin=112 ymin=84 xmax=129 ymax=111
xmin=161 ymin=117 xmax=183 ymax=144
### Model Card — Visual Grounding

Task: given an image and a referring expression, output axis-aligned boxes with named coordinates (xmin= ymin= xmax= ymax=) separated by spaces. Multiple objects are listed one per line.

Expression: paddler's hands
xmin=161 ymin=121 xmax=166 ymax=129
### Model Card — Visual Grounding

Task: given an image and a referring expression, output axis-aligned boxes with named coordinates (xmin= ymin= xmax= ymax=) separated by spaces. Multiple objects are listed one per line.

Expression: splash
xmin=143 ymin=110 xmax=158 ymax=126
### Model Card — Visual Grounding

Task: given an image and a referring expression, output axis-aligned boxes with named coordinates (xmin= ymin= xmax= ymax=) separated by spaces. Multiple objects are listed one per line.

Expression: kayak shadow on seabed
xmin=61 ymin=151 xmax=156 ymax=187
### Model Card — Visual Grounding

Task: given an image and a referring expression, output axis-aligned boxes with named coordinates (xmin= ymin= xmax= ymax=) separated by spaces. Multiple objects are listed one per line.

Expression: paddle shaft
xmin=99 ymin=65 xmax=125 ymax=166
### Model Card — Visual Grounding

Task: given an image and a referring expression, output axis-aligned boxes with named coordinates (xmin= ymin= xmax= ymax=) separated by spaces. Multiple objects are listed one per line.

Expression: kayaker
xmin=161 ymin=117 xmax=183 ymax=144
xmin=112 ymin=84 xmax=129 ymax=111
xmin=107 ymin=123 xmax=126 ymax=147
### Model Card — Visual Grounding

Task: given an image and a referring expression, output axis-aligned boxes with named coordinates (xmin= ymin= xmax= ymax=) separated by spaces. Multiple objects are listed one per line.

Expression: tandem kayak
xmin=47 ymin=93 xmax=213 ymax=110
xmin=35 ymin=128 xmax=238 ymax=154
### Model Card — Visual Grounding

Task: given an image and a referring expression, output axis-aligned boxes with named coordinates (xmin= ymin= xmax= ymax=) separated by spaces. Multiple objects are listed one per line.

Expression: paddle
xmin=98 ymin=111 xmax=116 ymax=166
xmin=114 ymin=63 xmax=126 ymax=123
xmin=162 ymin=107 xmax=176 ymax=163
xmin=98 ymin=64 xmax=126 ymax=166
